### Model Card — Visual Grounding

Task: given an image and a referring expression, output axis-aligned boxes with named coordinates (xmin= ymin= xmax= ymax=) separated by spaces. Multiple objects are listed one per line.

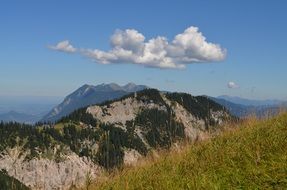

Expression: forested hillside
xmin=0 ymin=89 xmax=232 ymax=189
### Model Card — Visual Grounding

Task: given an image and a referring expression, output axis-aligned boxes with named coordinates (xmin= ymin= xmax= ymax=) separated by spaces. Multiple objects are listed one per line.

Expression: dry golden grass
xmin=85 ymin=112 xmax=287 ymax=190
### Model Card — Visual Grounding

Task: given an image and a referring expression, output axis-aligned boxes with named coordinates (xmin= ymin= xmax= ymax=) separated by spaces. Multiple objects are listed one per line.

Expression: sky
xmin=0 ymin=0 xmax=287 ymax=100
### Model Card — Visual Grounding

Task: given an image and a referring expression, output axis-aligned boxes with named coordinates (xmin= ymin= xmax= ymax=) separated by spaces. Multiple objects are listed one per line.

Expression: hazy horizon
xmin=1 ymin=82 xmax=287 ymax=101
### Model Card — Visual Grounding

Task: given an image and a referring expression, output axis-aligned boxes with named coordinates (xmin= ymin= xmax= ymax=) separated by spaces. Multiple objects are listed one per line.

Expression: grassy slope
xmin=0 ymin=170 xmax=30 ymax=190
xmin=93 ymin=113 xmax=287 ymax=190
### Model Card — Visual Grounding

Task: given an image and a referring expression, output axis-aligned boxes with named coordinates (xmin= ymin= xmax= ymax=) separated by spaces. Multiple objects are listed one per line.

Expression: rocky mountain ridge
xmin=41 ymin=83 xmax=148 ymax=122
xmin=0 ymin=89 xmax=233 ymax=190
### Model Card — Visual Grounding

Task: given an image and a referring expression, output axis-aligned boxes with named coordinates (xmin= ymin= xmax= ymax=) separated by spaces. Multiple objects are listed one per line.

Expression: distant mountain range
xmin=1 ymin=84 xmax=286 ymax=123
xmin=0 ymin=96 xmax=61 ymax=114
xmin=0 ymin=111 xmax=42 ymax=124
xmin=0 ymin=95 xmax=61 ymax=124
xmin=212 ymin=96 xmax=286 ymax=118
xmin=41 ymin=83 xmax=148 ymax=122
xmin=217 ymin=95 xmax=284 ymax=106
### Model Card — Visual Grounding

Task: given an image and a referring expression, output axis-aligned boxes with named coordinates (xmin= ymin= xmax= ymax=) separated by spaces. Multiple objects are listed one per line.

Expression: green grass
xmin=54 ymin=122 xmax=81 ymax=133
xmin=93 ymin=113 xmax=287 ymax=190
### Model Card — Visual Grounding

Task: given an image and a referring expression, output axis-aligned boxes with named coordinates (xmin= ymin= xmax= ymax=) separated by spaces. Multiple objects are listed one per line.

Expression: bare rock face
xmin=0 ymin=89 xmax=231 ymax=189
xmin=87 ymin=97 xmax=166 ymax=127
xmin=161 ymin=94 xmax=205 ymax=140
xmin=0 ymin=147 xmax=102 ymax=190
xmin=87 ymin=93 xmax=228 ymax=142
xmin=123 ymin=149 xmax=142 ymax=166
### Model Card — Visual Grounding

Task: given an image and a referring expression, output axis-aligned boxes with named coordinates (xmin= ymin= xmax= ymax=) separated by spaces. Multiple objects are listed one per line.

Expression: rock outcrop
xmin=0 ymin=147 xmax=101 ymax=190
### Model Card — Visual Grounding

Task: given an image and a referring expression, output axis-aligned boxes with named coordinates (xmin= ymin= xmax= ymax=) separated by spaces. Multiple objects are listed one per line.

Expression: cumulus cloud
xmin=81 ymin=26 xmax=226 ymax=69
xmin=49 ymin=40 xmax=76 ymax=53
xmin=227 ymin=81 xmax=239 ymax=89
xmin=49 ymin=26 xmax=226 ymax=69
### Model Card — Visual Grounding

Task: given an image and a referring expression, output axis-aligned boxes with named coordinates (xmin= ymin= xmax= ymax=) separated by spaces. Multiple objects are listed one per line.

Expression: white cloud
xmin=49 ymin=40 xmax=76 ymax=53
xmin=170 ymin=27 xmax=226 ymax=62
xmin=81 ymin=27 xmax=226 ymax=69
xmin=50 ymin=26 xmax=226 ymax=69
xmin=111 ymin=29 xmax=145 ymax=54
xmin=227 ymin=81 xmax=239 ymax=89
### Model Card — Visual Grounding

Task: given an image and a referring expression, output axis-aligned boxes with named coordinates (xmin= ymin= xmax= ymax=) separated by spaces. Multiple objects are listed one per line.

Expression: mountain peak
xmin=107 ymin=83 xmax=122 ymax=90
xmin=122 ymin=83 xmax=148 ymax=92
xmin=41 ymin=82 xmax=148 ymax=122
xmin=124 ymin=82 xmax=137 ymax=87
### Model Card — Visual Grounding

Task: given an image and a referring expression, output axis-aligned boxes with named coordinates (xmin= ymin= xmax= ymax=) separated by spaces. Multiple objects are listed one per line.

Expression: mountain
xmin=41 ymin=83 xmax=148 ymax=122
xmin=59 ymin=89 xmax=233 ymax=169
xmin=211 ymin=98 xmax=250 ymax=117
xmin=122 ymin=83 xmax=148 ymax=92
xmin=0 ymin=111 xmax=43 ymax=124
xmin=217 ymin=95 xmax=283 ymax=106
xmin=0 ymin=89 xmax=233 ymax=190
xmin=213 ymin=97 xmax=285 ymax=118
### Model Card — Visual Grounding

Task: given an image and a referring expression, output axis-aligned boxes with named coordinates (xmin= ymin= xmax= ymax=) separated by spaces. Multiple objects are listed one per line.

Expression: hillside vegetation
xmin=94 ymin=113 xmax=287 ymax=190
xmin=0 ymin=169 xmax=29 ymax=190
xmin=0 ymin=89 xmax=232 ymax=189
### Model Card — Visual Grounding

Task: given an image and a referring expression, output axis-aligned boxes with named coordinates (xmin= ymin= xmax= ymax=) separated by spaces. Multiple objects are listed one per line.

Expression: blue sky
xmin=0 ymin=0 xmax=287 ymax=100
